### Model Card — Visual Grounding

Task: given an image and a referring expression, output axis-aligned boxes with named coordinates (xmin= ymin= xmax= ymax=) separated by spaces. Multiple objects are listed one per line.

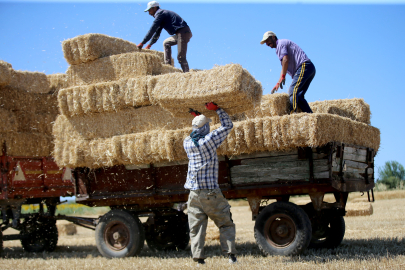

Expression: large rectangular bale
xmin=0 ymin=60 xmax=12 ymax=86
xmin=66 ymin=52 xmax=162 ymax=86
xmin=309 ymin=98 xmax=371 ymax=124
xmin=14 ymin=111 xmax=56 ymax=135
xmin=53 ymin=106 xmax=191 ymax=140
xmin=0 ymin=132 xmax=53 ymax=157
xmin=148 ymin=64 xmax=263 ymax=117
xmin=58 ymin=76 xmax=156 ymax=117
xmin=0 ymin=108 xmax=18 ymax=132
xmin=47 ymin=73 xmax=69 ymax=93
xmin=0 ymin=86 xmax=58 ymax=114
xmin=160 ymin=64 xmax=182 ymax=74
xmin=244 ymin=93 xmax=290 ymax=119
xmin=62 ymin=33 xmax=172 ymax=66
xmin=9 ymin=70 xmax=51 ymax=94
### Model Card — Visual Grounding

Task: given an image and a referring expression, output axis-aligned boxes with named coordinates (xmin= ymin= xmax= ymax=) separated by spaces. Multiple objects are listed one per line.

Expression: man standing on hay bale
xmin=137 ymin=1 xmax=192 ymax=72
xmin=184 ymin=102 xmax=237 ymax=266
xmin=261 ymin=31 xmax=315 ymax=113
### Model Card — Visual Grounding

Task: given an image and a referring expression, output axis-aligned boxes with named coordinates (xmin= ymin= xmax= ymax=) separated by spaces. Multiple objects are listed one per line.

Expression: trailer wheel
xmin=145 ymin=212 xmax=189 ymax=251
xmin=20 ymin=217 xmax=58 ymax=252
xmin=95 ymin=209 xmax=145 ymax=258
xmin=254 ymin=201 xmax=312 ymax=256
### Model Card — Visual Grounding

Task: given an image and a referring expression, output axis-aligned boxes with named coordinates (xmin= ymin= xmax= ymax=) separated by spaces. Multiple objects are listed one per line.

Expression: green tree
xmin=378 ymin=161 xmax=405 ymax=189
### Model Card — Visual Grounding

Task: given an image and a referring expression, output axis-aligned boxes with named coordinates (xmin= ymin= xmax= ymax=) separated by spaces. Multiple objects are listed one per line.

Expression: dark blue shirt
xmin=141 ymin=8 xmax=188 ymax=45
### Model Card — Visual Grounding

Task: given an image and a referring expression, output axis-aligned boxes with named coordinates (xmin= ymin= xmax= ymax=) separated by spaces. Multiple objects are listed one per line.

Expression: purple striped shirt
xmin=276 ymin=39 xmax=310 ymax=78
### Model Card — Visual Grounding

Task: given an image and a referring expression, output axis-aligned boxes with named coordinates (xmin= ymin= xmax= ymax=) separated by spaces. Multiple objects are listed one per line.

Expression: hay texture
xmin=47 ymin=73 xmax=69 ymax=93
xmin=54 ymin=106 xmax=191 ymax=140
xmin=9 ymin=70 xmax=51 ymax=94
xmin=57 ymin=223 xmax=77 ymax=235
xmin=345 ymin=202 xmax=373 ymax=216
xmin=149 ymin=64 xmax=263 ymax=117
xmin=53 ymin=113 xmax=379 ymax=169
xmin=0 ymin=60 xmax=12 ymax=86
xmin=0 ymin=132 xmax=53 ymax=157
xmin=66 ymin=52 xmax=162 ymax=86
xmin=0 ymin=109 xmax=18 ymax=132
xmin=309 ymin=98 xmax=371 ymax=125
xmin=58 ymin=77 xmax=156 ymax=117
xmin=244 ymin=93 xmax=290 ymax=119
xmin=160 ymin=64 xmax=182 ymax=74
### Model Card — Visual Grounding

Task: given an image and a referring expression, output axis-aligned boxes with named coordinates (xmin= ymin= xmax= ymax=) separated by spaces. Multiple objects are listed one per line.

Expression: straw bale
xmin=245 ymin=93 xmax=290 ymax=119
xmin=9 ymin=69 xmax=51 ymax=94
xmin=0 ymin=109 xmax=18 ymax=132
xmin=0 ymin=132 xmax=53 ymax=157
xmin=0 ymin=86 xmax=58 ymax=114
xmin=160 ymin=64 xmax=183 ymax=74
xmin=0 ymin=60 xmax=12 ymax=86
xmin=62 ymin=33 xmax=170 ymax=65
xmin=58 ymin=77 xmax=157 ymax=117
xmin=47 ymin=73 xmax=69 ymax=93
xmin=309 ymin=98 xmax=371 ymax=124
xmin=345 ymin=202 xmax=373 ymax=216
xmin=66 ymin=52 xmax=162 ymax=86
xmin=14 ymin=111 xmax=56 ymax=135
xmin=149 ymin=64 xmax=263 ymax=117
xmin=53 ymin=106 xmax=191 ymax=140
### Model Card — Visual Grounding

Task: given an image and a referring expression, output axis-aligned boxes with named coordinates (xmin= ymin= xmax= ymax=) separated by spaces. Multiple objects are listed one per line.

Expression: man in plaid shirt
xmin=184 ymin=102 xmax=237 ymax=265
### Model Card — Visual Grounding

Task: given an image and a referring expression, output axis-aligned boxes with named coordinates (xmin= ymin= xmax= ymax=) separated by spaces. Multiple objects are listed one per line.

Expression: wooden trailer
xmin=74 ymin=142 xmax=375 ymax=258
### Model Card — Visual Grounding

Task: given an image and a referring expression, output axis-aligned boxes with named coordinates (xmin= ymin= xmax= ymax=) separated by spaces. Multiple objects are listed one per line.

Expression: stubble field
xmin=1 ymin=191 xmax=405 ymax=270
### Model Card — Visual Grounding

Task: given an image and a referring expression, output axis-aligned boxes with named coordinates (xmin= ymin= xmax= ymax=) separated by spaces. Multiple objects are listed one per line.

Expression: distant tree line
xmin=377 ymin=161 xmax=405 ymax=190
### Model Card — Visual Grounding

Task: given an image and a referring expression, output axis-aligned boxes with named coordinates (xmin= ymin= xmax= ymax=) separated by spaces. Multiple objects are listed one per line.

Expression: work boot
xmin=180 ymin=62 xmax=190 ymax=73
xmin=228 ymin=254 xmax=237 ymax=264
xmin=195 ymin=259 xmax=205 ymax=267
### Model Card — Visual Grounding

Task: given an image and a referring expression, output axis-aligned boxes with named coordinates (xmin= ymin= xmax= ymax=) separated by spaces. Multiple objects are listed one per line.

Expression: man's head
xmin=192 ymin=115 xmax=212 ymax=130
xmin=145 ymin=1 xmax=159 ymax=16
xmin=260 ymin=31 xmax=277 ymax=48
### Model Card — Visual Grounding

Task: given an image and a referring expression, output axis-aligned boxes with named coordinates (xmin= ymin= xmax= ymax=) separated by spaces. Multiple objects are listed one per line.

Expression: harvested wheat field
xmin=2 ymin=191 xmax=405 ymax=269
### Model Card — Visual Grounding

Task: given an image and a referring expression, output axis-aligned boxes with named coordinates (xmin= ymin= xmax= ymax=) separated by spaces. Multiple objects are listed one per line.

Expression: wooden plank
xmin=344 ymin=146 xmax=367 ymax=156
xmin=231 ymin=171 xmax=330 ymax=185
xmin=229 ymin=150 xmax=297 ymax=160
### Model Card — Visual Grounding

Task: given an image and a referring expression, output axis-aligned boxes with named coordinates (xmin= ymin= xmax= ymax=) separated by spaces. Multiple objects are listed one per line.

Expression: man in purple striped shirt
xmin=261 ymin=31 xmax=315 ymax=113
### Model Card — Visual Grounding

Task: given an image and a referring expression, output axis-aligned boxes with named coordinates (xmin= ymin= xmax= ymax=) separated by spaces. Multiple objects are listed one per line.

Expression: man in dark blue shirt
xmin=137 ymin=1 xmax=192 ymax=72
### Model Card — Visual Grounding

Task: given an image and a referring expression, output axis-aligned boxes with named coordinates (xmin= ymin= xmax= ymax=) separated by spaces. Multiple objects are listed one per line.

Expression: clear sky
xmin=1 ymin=0 xmax=404 ymax=178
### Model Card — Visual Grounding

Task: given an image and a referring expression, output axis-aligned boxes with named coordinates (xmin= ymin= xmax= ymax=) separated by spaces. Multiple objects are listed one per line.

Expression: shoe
xmin=196 ymin=259 xmax=205 ymax=267
xmin=228 ymin=254 xmax=237 ymax=264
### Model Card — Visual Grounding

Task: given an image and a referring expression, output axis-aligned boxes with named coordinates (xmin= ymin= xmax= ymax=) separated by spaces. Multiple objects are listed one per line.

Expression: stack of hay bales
xmin=53 ymin=34 xmax=263 ymax=168
xmin=0 ymin=60 xmax=65 ymax=157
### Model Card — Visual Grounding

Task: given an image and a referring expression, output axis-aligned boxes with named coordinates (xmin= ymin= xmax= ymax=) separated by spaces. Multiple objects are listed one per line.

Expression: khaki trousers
xmin=163 ymin=26 xmax=192 ymax=72
xmin=187 ymin=188 xmax=237 ymax=259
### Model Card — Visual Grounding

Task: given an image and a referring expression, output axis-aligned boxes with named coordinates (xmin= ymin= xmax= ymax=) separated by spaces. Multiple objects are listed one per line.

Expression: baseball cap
xmin=260 ymin=31 xmax=276 ymax=44
xmin=192 ymin=115 xmax=212 ymax=128
xmin=145 ymin=1 xmax=159 ymax=12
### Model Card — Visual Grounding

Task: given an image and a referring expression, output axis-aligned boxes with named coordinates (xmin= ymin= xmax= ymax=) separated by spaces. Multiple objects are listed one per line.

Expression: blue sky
xmin=1 ymin=1 xmax=404 ymax=177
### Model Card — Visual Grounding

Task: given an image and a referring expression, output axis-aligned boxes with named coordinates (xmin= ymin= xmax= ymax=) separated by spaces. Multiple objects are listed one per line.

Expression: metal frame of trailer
xmin=73 ymin=142 xmax=376 ymax=258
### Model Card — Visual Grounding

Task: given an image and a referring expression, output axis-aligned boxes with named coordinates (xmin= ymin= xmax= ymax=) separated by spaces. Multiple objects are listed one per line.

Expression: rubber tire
xmin=309 ymin=216 xmax=345 ymax=249
xmin=95 ymin=209 xmax=145 ymax=258
xmin=254 ymin=201 xmax=312 ymax=256
xmin=145 ymin=212 xmax=189 ymax=251
xmin=20 ymin=217 xmax=59 ymax=252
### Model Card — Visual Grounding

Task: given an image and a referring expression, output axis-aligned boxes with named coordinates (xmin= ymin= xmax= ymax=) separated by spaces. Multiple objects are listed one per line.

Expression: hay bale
xmin=346 ymin=202 xmax=373 ymax=216
xmin=0 ymin=132 xmax=53 ymax=157
xmin=245 ymin=93 xmax=290 ymax=119
xmin=53 ymin=106 xmax=191 ymax=140
xmin=0 ymin=60 xmax=12 ymax=86
xmin=53 ymin=113 xmax=379 ymax=169
xmin=0 ymin=109 xmax=18 ymax=132
xmin=309 ymin=98 xmax=371 ymax=124
xmin=149 ymin=64 xmax=263 ymax=117
xmin=66 ymin=52 xmax=162 ymax=86
xmin=14 ymin=111 xmax=56 ymax=135
xmin=57 ymin=223 xmax=77 ymax=235
xmin=9 ymin=69 xmax=51 ymax=94
xmin=0 ymin=86 xmax=58 ymax=114
xmin=47 ymin=73 xmax=69 ymax=93
xmin=160 ymin=64 xmax=183 ymax=74
xmin=58 ymin=77 xmax=156 ymax=117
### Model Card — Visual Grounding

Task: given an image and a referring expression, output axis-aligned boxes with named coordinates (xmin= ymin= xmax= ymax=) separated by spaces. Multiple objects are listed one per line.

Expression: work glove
xmin=271 ymin=74 xmax=286 ymax=94
xmin=137 ymin=43 xmax=144 ymax=50
xmin=145 ymin=44 xmax=152 ymax=49
xmin=205 ymin=102 xmax=219 ymax=111
xmin=188 ymin=108 xmax=201 ymax=117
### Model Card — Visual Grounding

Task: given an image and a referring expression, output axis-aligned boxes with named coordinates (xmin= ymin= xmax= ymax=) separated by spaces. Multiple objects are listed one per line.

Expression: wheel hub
xmin=264 ymin=214 xmax=297 ymax=248
xmin=104 ymin=221 xmax=130 ymax=251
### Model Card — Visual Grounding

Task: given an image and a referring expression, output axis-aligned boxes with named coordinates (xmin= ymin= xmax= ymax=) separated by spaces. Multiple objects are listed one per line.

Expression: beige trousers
xmin=187 ymin=188 xmax=237 ymax=259
xmin=163 ymin=26 xmax=192 ymax=72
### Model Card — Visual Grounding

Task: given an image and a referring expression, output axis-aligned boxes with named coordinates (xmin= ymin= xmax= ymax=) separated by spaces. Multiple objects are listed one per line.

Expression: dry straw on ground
xmin=309 ymin=98 xmax=371 ymax=124
xmin=53 ymin=113 xmax=379 ymax=169
xmin=58 ymin=77 xmax=156 ymax=117
xmin=54 ymin=106 xmax=191 ymax=140
xmin=62 ymin=33 xmax=171 ymax=66
xmin=47 ymin=73 xmax=69 ymax=93
xmin=345 ymin=202 xmax=373 ymax=216
xmin=66 ymin=52 xmax=162 ymax=86
xmin=0 ymin=60 xmax=12 ymax=86
xmin=57 ymin=223 xmax=77 ymax=236
xmin=148 ymin=64 xmax=263 ymax=117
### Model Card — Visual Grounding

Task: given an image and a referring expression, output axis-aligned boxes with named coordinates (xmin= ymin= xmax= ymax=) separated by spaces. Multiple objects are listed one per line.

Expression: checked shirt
xmin=184 ymin=108 xmax=233 ymax=190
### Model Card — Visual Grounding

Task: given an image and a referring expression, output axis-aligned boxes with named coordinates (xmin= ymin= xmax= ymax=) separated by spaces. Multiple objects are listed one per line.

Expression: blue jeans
xmin=288 ymin=61 xmax=316 ymax=113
